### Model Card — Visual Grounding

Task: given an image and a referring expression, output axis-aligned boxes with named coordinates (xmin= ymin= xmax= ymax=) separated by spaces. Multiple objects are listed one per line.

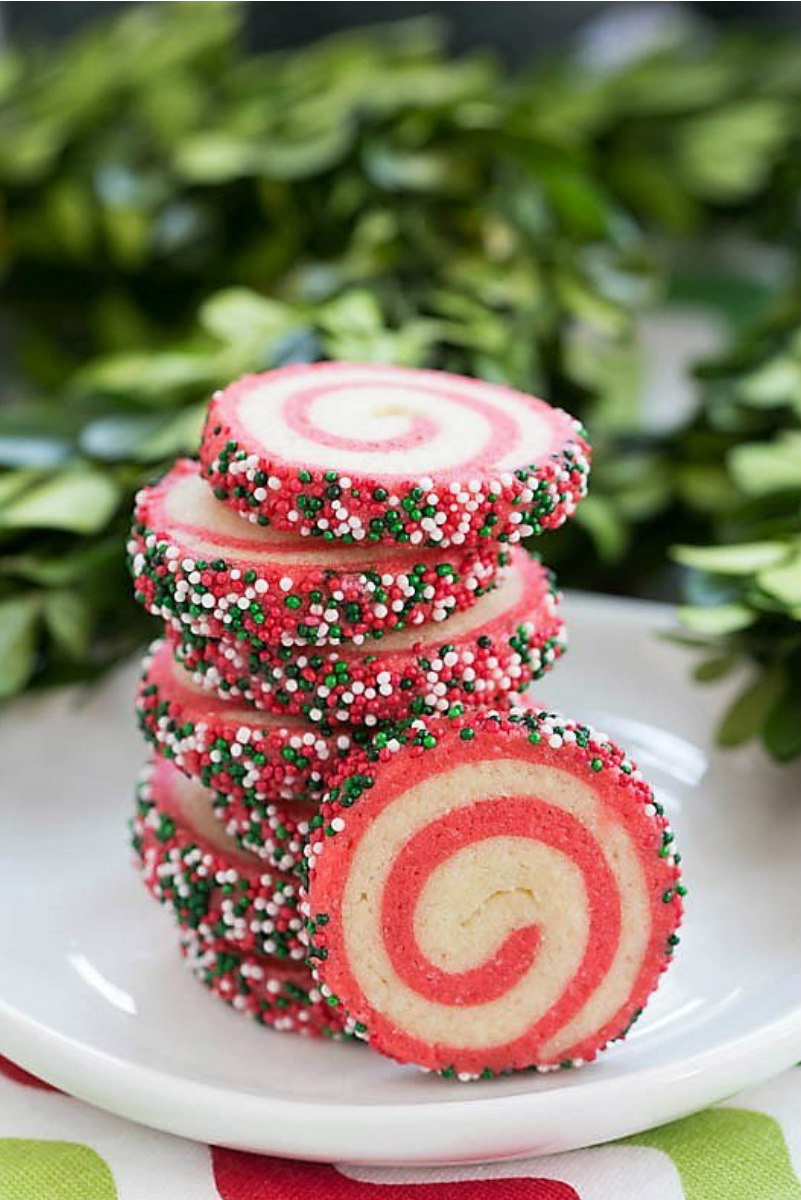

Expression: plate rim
xmin=1 ymin=994 xmax=801 ymax=1162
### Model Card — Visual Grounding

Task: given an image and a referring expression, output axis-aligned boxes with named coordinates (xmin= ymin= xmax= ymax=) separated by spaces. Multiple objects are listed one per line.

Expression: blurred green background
xmin=0 ymin=1 xmax=799 ymax=759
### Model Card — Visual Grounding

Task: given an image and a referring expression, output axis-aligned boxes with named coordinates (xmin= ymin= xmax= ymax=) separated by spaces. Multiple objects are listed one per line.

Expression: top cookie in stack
xmin=199 ymin=362 xmax=590 ymax=549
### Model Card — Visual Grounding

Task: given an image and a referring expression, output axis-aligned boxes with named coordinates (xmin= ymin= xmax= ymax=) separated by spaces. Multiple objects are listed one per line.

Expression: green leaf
xmin=0 ymin=470 xmax=48 ymax=509
xmin=673 ymin=541 xmax=789 ymax=576
xmin=172 ymin=134 xmax=259 ymax=183
xmin=674 ymin=465 xmax=739 ymax=514
xmin=763 ymin=678 xmax=801 ymax=762
xmin=555 ymin=271 xmax=629 ymax=337
xmin=757 ymin=550 xmax=801 ymax=607
xmin=0 ymin=595 xmax=40 ymax=699
xmin=43 ymin=589 xmax=93 ymax=660
xmin=319 ymin=291 xmax=385 ymax=336
xmin=717 ymin=666 xmax=786 ymax=749
xmin=728 ymin=433 xmax=801 ymax=497
xmin=316 ymin=292 xmax=438 ymax=364
xmin=574 ymin=494 xmax=628 ymax=563
xmin=678 ymin=603 xmax=757 ymax=635
xmin=675 ymin=99 xmax=793 ymax=202
xmin=693 ymin=653 xmax=738 ymax=682
xmin=134 ymin=401 xmax=207 ymax=461
xmin=74 ymin=352 xmax=217 ymax=402
xmin=0 ymin=467 xmax=120 ymax=534
xmin=737 ymin=357 xmax=801 ymax=408
xmin=200 ymin=289 xmax=295 ymax=344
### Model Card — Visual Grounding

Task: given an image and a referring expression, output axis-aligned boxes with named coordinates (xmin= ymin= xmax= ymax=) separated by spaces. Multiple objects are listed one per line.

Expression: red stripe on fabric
xmin=212 ymin=1150 xmax=580 ymax=1199
xmin=0 ymin=1055 xmax=59 ymax=1092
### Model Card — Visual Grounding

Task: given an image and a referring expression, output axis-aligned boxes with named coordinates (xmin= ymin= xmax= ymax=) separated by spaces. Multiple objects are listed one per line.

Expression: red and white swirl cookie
xmin=303 ymin=708 xmax=684 ymax=1078
xmin=137 ymin=637 xmax=351 ymax=805
xmin=131 ymin=758 xmax=306 ymax=961
xmin=170 ymin=553 xmax=566 ymax=728
xmin=179 ymin=931 xmax=348 ymax=1039
xmin=130 ymin=458 xmax=502 ymax=646
xmin=199 ymin=363 xmax=590 ymax=547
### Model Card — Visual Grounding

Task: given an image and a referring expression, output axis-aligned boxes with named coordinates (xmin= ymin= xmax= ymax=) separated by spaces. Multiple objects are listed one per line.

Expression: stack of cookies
xmin=129 ymin=363 xmax=683 ymax=1078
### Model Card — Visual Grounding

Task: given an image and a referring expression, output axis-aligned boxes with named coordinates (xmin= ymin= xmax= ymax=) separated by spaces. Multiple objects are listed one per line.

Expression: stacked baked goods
xmin=129 ymin=362 xmax=683 ymax=1077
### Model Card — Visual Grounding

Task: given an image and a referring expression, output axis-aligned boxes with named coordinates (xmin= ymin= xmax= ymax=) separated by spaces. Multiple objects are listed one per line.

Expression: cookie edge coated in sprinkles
xmin=136 ymin=636 xmax=352 ymax=811
xmin=129 ymin=458 xmax=506 ymax=648
xmin=130 ymin=758 xmax=308 ymax=962
xmin=178 ymin=929 xmax=351 ymax=1039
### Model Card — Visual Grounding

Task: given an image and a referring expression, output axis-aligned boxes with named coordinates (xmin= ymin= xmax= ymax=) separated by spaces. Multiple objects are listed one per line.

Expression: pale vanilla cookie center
xmin=169 ymin=768 xmax=254 ymax=862
xmin=340 ymin=759 xmax=650 ymax=1056
xmin=234 ymin=365 xmax=555 ymax=475
xmin=414 ymin=838 xmax=587 ymax=974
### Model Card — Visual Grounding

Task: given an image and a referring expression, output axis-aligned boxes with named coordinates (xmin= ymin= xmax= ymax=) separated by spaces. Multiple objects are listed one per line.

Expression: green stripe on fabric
xmin=0 ymin=1139 xmax=116 ymax=1200
xmin=620 ymin=1106 xmax=801 ymax=1200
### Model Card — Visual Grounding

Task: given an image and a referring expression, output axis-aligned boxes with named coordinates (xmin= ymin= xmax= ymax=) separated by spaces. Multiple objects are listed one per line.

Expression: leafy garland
xmin=0 ymin=4 xmax=798 ymax=759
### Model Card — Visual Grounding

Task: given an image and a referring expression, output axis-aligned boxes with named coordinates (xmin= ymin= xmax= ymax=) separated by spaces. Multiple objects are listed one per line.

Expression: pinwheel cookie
xmin=200 ymin=363 xmax=590 ymax=547
xmin=130 ymin=458 xmax=502 ymax=647
xmin=302 ymin=708 xmax=684 ymax=1079
xmin=170 ymin=552 xmax=565 ymax=728
xmin=131 ymin=758 xmax=307 ymax=961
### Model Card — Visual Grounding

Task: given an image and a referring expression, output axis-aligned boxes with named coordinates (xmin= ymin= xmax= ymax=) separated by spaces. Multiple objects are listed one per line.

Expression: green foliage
xmin=668 ymin=297 xmax=801 ymax=759
xmin=0 ymin=3 xmax=799 ymax=759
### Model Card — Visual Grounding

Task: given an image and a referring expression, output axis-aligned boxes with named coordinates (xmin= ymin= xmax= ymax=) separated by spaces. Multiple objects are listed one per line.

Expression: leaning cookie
xmin=179 ymin=930 xmax=349 ymax=1039
xmin=137 ymin=637 xmax=352 ymax=806
xmin=130 ymin=458 xmax=502 ymax=647
xmin=170 ymin=553 xmax=565 ymax=729
xmin=131 ymin=758 xmax=306 ymax=961
xmin=199 ymin=363 xmax=590 ymax=547
xmin=302 ymin=707 xmax=684 ymax=1079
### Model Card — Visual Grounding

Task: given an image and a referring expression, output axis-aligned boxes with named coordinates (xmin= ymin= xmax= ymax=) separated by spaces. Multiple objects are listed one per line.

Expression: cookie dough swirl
xmin=304 ymin=711 xmax=683 ymax=1078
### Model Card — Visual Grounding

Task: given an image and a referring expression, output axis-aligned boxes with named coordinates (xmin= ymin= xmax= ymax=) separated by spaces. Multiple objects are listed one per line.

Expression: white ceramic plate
xmin=0 ymin=593 xmax=799 ymax=1165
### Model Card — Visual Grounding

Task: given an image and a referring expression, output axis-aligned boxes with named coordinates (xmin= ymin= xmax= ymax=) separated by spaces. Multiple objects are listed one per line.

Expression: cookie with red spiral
xmin=170 ymin=552 xmax=565 ymax=729
xmin=302 ymin=708 xmax=684 ymax=1079
xmin=199 ymin=363 xmax=590 ymax=547
xmin=130 ymin=458 xmax=502 ymax=647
